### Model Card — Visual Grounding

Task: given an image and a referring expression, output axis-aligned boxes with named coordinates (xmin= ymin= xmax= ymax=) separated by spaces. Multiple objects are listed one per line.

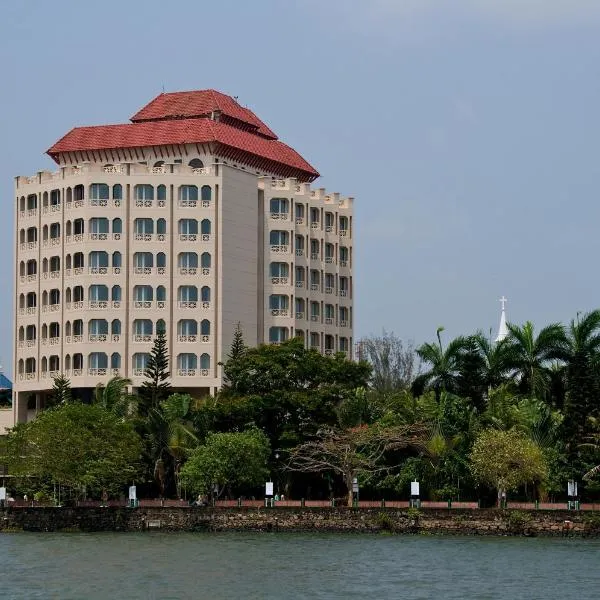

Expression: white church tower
xmin=495 ymin=296 xmax=509 ymax=342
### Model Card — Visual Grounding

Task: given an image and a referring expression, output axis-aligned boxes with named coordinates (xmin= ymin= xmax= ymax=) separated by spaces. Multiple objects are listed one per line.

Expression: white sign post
xmin=410 ymin=481 xmax=420 ymax=508
xmin=129 ymin=485 xmax=137 ymax=508
xmin=265 ymin=481 xmax=274 ymax=508
xmin=0 ymin=487 xmax=5 ymax=501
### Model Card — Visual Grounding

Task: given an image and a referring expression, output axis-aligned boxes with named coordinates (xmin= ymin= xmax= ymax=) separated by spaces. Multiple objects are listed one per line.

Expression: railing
xmin=135 ymin=233 xmax=153 ymax=241
xmin=270 ymin=212 xmax=289 ymax=220
xmin=88 ymin=368 xmax=107 ymax=376
xmin=271 ymin=276 xmax=289 ymax=285
xmin=157 ymin=301 xmax=166 ymax=309
xmin=179 ymin=267 xmax=197 ymax=275
xmin=310 ymin=283 xmax=319 ymax=291
xmin=113 ymin=267 xmax=121 ymax=274
xmin=325 ymin=225 xmax=334 ymax=233
xmin=179 ymin=200 xmax=197 ymax=208
xmin=340 ymin=260 xmax=348 ymax=267
xmin=89 ymin=267 xmax=108 ymax=275
xmin=311 ymin=315 xmax=320 ymax=322
xmin=324 ymin=349 xmax=335 ymax=356
xmin=178 ymin=369 xmax=196 ymax=376
xmin=178 ymin=301 xmax=197 ymax=309
xmin=49 ymin=337 xmax=59 ymax=345
xmin=270 ymin=245 xmax=289 ymax=253
xmin=295 ymin=217 xmax=304 ymax=225
xmin=340 ymin=229 xmax=348 ymax=237
xmin=113 ymin=233 xmax=121 ymax=240
xmin=134 ymin=301 xmax=152 ymax=309
xmin=88 ymin=334 xmax=107 ymax=342
xmin=133 ymin=368 xmax=145 ymax=377
xmin=325 ymin=287 xmax=334 ymax=295
xmin=151 ymin=166 xmax=166 ymax=174
xmin=112 ymin=334 xmax=120 ymax=342
xmin=201 ymin=335 xmax=210 ymax=343
xmin=86 ymin=301 xmax=106 ymax=310
xmin=295 ymin=280 xmax=304 ymax=288
xmin=112 ymin=301 xmax=121 ymax=309
xmin=271 ymin=309 xmax=288 ymax=317
xmin=295 ymin=249 xmax=304 ymax=256
xmin=201 ymin=233 xmax=210 ymax=241
xmin=135 ymin=200 xmax=153 ymax=208
xmin=179 ymin=234 xmax=197 ymax=242
xmin=178 ymin=335 xmax=197 ymax=343
xmin=134 ymin=267 xmax=152 ymax=275
xmin=340 ymin=290 xmax=348 ymax=297
xmin=104 ymin=165 xmax=122 ymax=174
xmin=90 ymin=198 xmax=108 ymax=207
xmin=340 ymin=320 xmax=348 ymax=327
xmin=311 ymin=222 xmax=319 ymax=229
xmin=134 ymin=335 xmax=152 ymax=343
xmin=295 ymin=312 xmax=304 ymax=319
xmin=325 ymin=257 xmax=334 ymax=264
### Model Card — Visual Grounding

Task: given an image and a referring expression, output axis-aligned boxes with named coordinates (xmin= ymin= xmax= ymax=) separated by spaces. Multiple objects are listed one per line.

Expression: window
xmin=90 ymin=218 xmax=109 ymax=236
xmin=25 ymin=325 xmax=36 ymax=341
xmin=73 ymin=252 xmax=84 ymax=268
xmin=178 ymin=353 xmax=197 ymax=373
xmin=200 ymin=353 xmax=210 ymax=370
xmin=270 ymin=198 xmax=289 ymax=216
xmin=26 ymin=292 xmax=37 ymax=308
xmin=89 ymin=319 xmax=108 ymax=337
xmin=49 ymin=289 xmax=60 ymax=305
xmin=311 ymin=239 xmax=320 ymax=259
xmin=295 ymin=298 xmax=305 ymax=317
xmin=49 ymin=322 xmax=60 ymax=338
xmin=270 ymin=262 xmax=289 ymax=280
xmin=134 ymin=285 xmax=153 ymax=302
xmin=178 ymin=286 xmax=198 ymax=303
xmin=269 ymin=327 xmax=288 ymax=343
xmin=200 ymin=319 xmax=211 ymax=337
xmin=157 ymin=252 xmax=166 ymax=269
xmin=325 ymin=273 xmax=335 ymax=293
xmin=73 ymin=353 xmax=84 ymax=370
xmin=157 ymin=286 xmax=166 ymax=302
xmin=89 ymin=251 xmax=109 ymax=270
xmin=178 ymin=252 xmax=198 ymax=271
xmin=179 ymin=185 xmax=198 ymax=202
xmin=27 ymin=194 xmax=38 ymax=210
xmin=325 ymin=243 xmax=335 ymax=262
xmin=295 ymin=235 xmax=304 ymax=254
xmin=50 ymin=223 xmax=60 ymax=239
xmin=339 ymin=307 xmax=349 ymax=326
xmin=310 ymin=301 xmax=320 ymax=321
xmin=200 ymin=219 xmax=211 ymax=236
xmin=134 ymin=218 xmax=154 ymax=235
xmin=339 ymin=276 xmax=349 ymax=297
xmin=157 ymin=185 xmax=166 ymax=202
xmin=73 ymin=320 xmax=84 ymax=336
xmin=89 ymin=352 xmax=108 ymax=370
xmin=201 ymin=185 xmax=211 ymax=202
xmin=73 ymin=286 xmax=84 ymax=302
xmin=178 ymin=320 xmax=197 ymax=337
xmin=310 ymin=332 xmax=320 ymax=349
xmin=340 ymin=246 xmax=349 ymax=266
xmin=325 ymin=212 xmax=334 ymax=230
xmin=111 ymin=319 xmax=121 ymax=336
xmin=113 ymin=184 xmax=122 ymax=200
xmin=135 ymin=185 xmax=154 ymax=201
xmin=189 ymin=158 xmax=204 ymax=169
xmin=310 ymin=208 xmax=320 ymax=226
xmin=179 ymin=219 xmax=198 ymax=236
xmin=339 ymin=216 xmax=349 ymax=234
xmin=27 ymin=259 xmax=37 ymax=275
xmin=340 ymin=338 xmax=349 ymax=353
xmin=201 ymin=252 xmax=211 ymax=270
xmin=133 ymin=320 xmax=153 ymax=338
xmin=112 ymin=252 xmax=122 ymax=269
xmin=157 ymin=218 xmax=166 ymax=235
xmin=112 ymin=285 xmax=122 ymax=302
xmin=201 ymin=286 xmax=211 ymax=303
xmin=49 ymin=256 xmax=60 ymax=272
xmin=325 ymin=335 xmax=335 ymax=353
xmin=325 ymin=304 xmax=335 ymax=323
xmin=73 ymin=218 xmax=84 ymax=234
xmin=295 ymin=204 xmax=305 ymax=221
xmin=134 ymin=252 xmax=154 ymax=270
xmin=89 ymin=285 xmax=109 ymax=302
xmin=310 ymin=270 xmax=320 ymax=290
xmin=90 ymin=184 xmax=109 ymax=201
xmin=133 ymin=353 xmax=150 ymax=373
xmin=111 ymin=353 xmax=121 ymax=370
xmin=50 ymin=189 xmax=60 ymax=206
xmin=156 ymin=319 xmax=166 ymax=334
xmin=25 ymin=357 xmax=36 ymax=374
xmin=270 ymin=295 xmax=289 ymax=314
xmin=270 ymin=230 xmax=288 ymax=249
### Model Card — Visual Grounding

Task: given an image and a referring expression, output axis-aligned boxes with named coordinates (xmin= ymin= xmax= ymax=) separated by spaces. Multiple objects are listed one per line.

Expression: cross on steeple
xmin=500 ymin=296 xmax=508 ymax=311
xmin=495 ymin=296 xmax=509 ymax=343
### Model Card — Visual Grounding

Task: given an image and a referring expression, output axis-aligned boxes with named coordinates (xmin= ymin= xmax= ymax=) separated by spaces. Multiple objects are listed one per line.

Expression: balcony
xmin=271 ymin=277 xmax=289 ymax=285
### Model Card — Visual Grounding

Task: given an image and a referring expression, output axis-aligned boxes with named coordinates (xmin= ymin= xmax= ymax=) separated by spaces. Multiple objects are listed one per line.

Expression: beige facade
xmin=13 ymin=152 xmax=353 ymax=422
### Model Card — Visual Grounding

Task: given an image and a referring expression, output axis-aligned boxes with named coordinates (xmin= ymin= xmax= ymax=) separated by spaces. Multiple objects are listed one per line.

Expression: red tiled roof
xmin=47 ymin=118 xmax=319 ymax=181
xmin=130 ymin=90 xmax=278 ymax=140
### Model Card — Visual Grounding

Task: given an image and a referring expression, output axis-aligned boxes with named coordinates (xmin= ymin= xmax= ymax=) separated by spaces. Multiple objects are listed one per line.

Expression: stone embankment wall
xmin=1 ymin=507 xmax=600 ymax=537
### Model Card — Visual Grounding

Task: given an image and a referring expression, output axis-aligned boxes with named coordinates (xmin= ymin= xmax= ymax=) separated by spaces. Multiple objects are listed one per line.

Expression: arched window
xmin=201 ymin=219 xmax=211 ymax=237
xmin=49 ymin=355 xmax=60 ymax=373
xmin=134 ymin=252 xmax=153 ymax=272
xmin=18 ymin=359 xmax=24 ymax=375
xmin=112 ymin=252 xmax=122 ymax=269
xmin=73 ymin=353 xmax=84 ymax=370
xmin=41 ymin=357 xmax=48 ymax=373
xmin=50 ymin=223 xmax=60 ymax=239
xmin=157 ymin=185 xmax=167 ymax=202
xmin=157 ymin=218 xmax=166 ymax=235
xmin=200 ymin=319 xmax=211 ymax=338
xmin=201 ymin=286 xmax=211 ymax=304
xmin=18 ymin=326 xmax=24 ymax=342
xmin=178 ymin=353 xmax=197 ymax=374
xmin=179 ymin=185 xmax=198 ymax=204
xmin=201 ymin=252 xmax=211 ymax=271
xmin=25 ymin=357 xmax=36 ymax=374
xmin=26 ymin=259 xmax=37 ymax=275
xmin=42 ymin=192 xmax=48 ymax=208
xmin=178 ymin=285 xmax=198 ymax=306
xmin=270 ymin=295 xmax=289 ymax=315
xmin=90 ymin=184 xmax=109 ymax=203
xmin=134 ymin=285 xmax=153 ymax=306
xmin=73 ymin=185 xmax=84 ymax=201
xmin=157 ymin=252 xmax=166 ymax=269
xmin=89 ymin=352 xmax=108 ymax=371
xmin=270 ymin=262 xmax=289 ymax=282
xmin=113 ymin=184 xmax=122 ymax=201
xmin=156 ymin=319 xmax=166 ymax=334
xmin=178 ymin=320 xmax=197 ymax=339
xmin=270 ymin=198 xmax=289 ymax=216
xmin=270 ymin=230 xmax=289 ymax=249
xmin=311 ymin=301 xmax=320 ymax=320
xmin=89 ymin=251 xmax=109 ymax=272
xmin=111 ymin=319 xmax=121 ymax=336
xmin=200 ymin=353 xmax=211 ymax=371
xmin=157 ymin=286 xmax=166 ymax=303
xmin=90 ymin=217 xmax=109 ymax=237
xmin=50 ymin=189 xmax=60 ymax=207
xmin=135 ymin=185 xmax=154 ymax=202
xmin=311 ymin=239 xmax=320 ymax=259
xmin=178 ymin=219 xmax=198 ymax=239
xmin=153 ymin=160 xmax=165 ymax=168
xmin=112 ymin=218 xmax=122 ymax=235
xmin=178 ymin=252 xmax=198 ymax=273
xmin=73 ymin=252 xmax=84 ymax=268
xmin=25 ymin=324 xmax=36 ymax=341
xmin=133 ymin=353 xmax=150 ymax=375
xmin=73 ymin=286 xmax=84 ymax=302
xmin=49 ymin=289 xmax=60 ymax=306
xmin=73 ymin=320 xmax=84 ymax=337
xmin=269 ymin=327 xmax=289 ymax=344
xmin=111 ymin=353 xmax=121 ymax=370
xmin=49 ymin=322 xmax=60 ymax=338
xmin=88 ymin=319 xmax=108 ymax=337
xmin=201 ymin=185 xmax=211 ymax=204
xmin=112 ymin=285 xmax=122 ymax=303
xmin=89 ymin=285 xmax=108 ymax=304
xmin=65 ymin=321 xmax=72 ymax=337
xmin=133 ymin=319 xmax=153 ymax=341
xmin=134 ymin=218 xmax=154 ymax=236
xmin=65 ymin=354 xmax=71 ymax=371
xmin=189 ymin=158 xmax=204 ymax=169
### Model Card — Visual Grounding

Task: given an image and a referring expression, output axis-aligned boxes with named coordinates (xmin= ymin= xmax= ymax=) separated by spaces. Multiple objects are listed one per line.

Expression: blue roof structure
xmin=0 ymin=373 xmax=12 ymax=390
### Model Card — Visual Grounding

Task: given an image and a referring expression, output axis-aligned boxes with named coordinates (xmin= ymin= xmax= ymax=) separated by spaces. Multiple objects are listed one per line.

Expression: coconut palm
xmin=412 ymin=328 xmax=470 ymax=402
xmin=93 ymin=376 xmax=135 ymax=418
xmin=470 ymin=333 xmax=512 ymax=391
xmin=504 ymin=321 xmax=567 ymax=400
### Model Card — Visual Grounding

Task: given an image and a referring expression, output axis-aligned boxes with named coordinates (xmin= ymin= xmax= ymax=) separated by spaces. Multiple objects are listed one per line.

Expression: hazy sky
xmin=2 ymin=0 xmax=600 ymax=375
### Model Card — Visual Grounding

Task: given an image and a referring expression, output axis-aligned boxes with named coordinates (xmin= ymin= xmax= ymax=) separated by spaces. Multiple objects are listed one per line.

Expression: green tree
xmin=505 ymin=321 xmax=566 ymax=399
xmin=48 ymin=374 xmax=72 ymax=408
xmin=470 ymin=428 xmax=547 ymax=504
xmin=412 ymin=328 xmax=470 ymax=402
xmin=2 ymin=403 xmax=142 ymax=497
xmin=180 ymin=428 xmax=270 ymax=498
xmin=139 ymin=329 xmax=171 ymax=416
xmin=93 ymin=376 xmax=135 ymax=418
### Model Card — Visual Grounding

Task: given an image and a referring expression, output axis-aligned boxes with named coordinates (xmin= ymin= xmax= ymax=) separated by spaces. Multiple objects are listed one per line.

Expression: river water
xmin=1 ymin=533 xmax=599 ymax=599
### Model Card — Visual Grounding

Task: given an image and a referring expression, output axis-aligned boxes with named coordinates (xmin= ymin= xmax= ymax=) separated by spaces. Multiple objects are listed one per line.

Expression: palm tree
xmin=412 ymin=328 xmax=470 ymax=402
xmin=470 ymin=333 xmax=512 ymax=391
xmin=93 ymin=376 xmax=135 ymax=418
xmin=562 ymin=310 xmax=600 ymax=459
xmin=504 ymin=321 xmax=567 ymax=400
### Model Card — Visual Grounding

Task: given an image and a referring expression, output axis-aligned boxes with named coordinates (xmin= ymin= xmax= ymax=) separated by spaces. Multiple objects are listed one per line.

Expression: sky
xmin=2 ymin=0 xmax=600 ymax=375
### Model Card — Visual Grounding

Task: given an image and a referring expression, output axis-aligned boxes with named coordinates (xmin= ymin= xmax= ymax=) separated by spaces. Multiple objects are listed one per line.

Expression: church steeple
xmin=495 ymin=296 xmax=509 ymax=342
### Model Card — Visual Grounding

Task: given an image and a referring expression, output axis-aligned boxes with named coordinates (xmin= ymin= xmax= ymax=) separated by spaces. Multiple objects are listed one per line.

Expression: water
xmin=2 ymin=533 xmax=599 ymax=599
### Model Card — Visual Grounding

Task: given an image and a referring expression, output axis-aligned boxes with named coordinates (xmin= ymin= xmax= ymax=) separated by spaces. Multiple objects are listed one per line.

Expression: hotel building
xmin=12 ymin=90 xmax=354 ymax=423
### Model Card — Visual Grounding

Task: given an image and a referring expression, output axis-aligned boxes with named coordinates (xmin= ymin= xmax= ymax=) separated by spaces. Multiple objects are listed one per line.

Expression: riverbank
xmin=2 ymin=506 xmax=600 ymax=536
